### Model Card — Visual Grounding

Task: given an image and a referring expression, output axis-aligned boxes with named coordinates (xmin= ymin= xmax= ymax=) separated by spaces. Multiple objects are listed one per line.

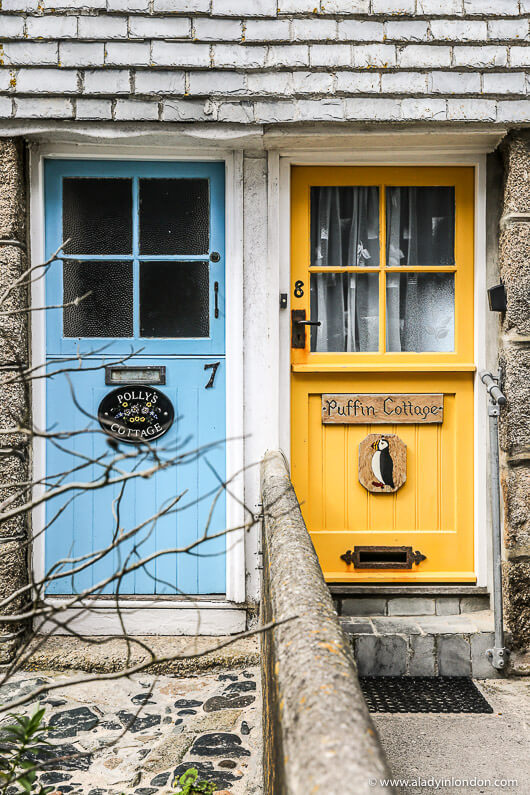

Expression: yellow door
xmin=290 ymin=167 xmax=475 ymax=583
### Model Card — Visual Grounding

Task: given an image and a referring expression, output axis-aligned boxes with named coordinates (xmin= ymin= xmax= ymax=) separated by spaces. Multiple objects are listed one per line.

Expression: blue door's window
xmin=140 ymin=260 xmax=209 ymax=338
xmin=63 ymin=260 xmax=133 ymax=338
xmin=63 ymin=177 xmax=132 ymax=255
xmin=139 ymin=178 xmax=209 ymax=255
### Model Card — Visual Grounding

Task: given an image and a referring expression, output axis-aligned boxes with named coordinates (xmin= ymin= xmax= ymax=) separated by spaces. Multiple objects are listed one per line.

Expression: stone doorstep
xmin=332 ymin=589 xmax=491 ymax=617
xmin=339 ymin=611 xmax=508 ymax=679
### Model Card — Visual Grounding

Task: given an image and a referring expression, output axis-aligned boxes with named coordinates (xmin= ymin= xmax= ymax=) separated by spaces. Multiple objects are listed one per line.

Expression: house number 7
xmin=204 ymin=362 xmax=220 ymax=389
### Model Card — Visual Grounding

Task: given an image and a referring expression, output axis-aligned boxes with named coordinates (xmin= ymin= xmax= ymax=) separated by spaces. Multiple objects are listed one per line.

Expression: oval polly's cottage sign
xmin=98 ymin=386 xmax=174 ymax=444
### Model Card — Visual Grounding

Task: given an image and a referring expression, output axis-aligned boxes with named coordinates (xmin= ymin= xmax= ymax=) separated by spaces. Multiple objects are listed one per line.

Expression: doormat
xmin=360 ymin=676 xmax=493 ymax=714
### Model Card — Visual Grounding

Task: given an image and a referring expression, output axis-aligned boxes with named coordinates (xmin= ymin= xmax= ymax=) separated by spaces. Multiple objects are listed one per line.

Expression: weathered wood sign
xmin=322 ymin=393 xmax=444 ymax=424
xmin=359 ymin=434 xmax=407 ymax=494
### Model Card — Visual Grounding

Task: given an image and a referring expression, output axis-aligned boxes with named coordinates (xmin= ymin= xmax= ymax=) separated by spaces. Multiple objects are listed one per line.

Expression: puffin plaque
xmin=98 ymin=385 xmax=174 ymax=444
xmin=359 ymin=433 xmax=406 ymax=494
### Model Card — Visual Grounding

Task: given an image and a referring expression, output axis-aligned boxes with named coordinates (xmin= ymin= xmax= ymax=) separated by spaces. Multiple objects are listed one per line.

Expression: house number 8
xmin=294 ymin=280 xmax=304 ymax=298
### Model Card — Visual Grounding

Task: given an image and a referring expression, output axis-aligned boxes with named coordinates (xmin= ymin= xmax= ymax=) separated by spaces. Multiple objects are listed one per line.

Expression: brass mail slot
xmin=340 ymin=546 xmax=426 ymax=569
xmin=105 ymin=366 xmax=166 ymax=386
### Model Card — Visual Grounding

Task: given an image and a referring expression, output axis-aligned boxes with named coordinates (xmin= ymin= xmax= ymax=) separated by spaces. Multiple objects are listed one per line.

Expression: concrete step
xmin=331 ymin=586 xmax=490 ymax=618
xmin=340 ymin=610 xmax=505 ymax=679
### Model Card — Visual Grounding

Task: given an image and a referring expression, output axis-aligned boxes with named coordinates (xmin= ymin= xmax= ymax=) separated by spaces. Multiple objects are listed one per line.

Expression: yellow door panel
xmin=290 ymin=167 xmax=475 ymax=583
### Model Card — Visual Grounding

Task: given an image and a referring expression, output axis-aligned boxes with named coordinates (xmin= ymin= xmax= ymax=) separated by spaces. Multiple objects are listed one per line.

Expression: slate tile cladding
xmin=0 ymin=2 xmax=529 ymax=123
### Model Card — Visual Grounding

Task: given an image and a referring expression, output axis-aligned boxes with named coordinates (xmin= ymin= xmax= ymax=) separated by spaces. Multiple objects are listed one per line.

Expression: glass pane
xmin=63 ymin=260 xmax=133 ymax=338
xmin=63 ymin=178 xmax=132 ymax=255
xmin=139 ymin=178 xmax=209 ymax=255
xmin=310 ymin=272 xmax=379 ymax=352
xmin=386 ymin=186 xmax=455 ymax=267
xmin=386 ymin=273 xmax=455 ymax=352
xmin=310 ymin=186 xmax=379 ymax=267
xmin=140 ymin=260 xmax=209 ymax=338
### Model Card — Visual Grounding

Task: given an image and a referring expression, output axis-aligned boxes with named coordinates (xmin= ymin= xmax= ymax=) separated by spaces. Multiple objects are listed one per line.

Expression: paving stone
xmin=149 ymin=772 xmax=170 ymax=786
xmin=341 ymin=621 xmax=375 ymax=634
xmin=224 ymin=680 xmax=256 ymax=693
xmin=177 ymin=709 xmax=197 ymax=715
xmin=470 ymin=633 xmax=504 ymax=679
xmin=437 ymin=635 xmax=472 ymax=676
xmin=408 ymin=635 xmax=436 ymax=676
xmin=354 ymin=635 xmax=408 ymax=676
xmin=173 ymin=761 xmax=242 ymax=790
xmin=218 ymin=673 xmax=238 ymax=681
xmin=116 ymin=711 xmax=161 ymax=733
xmin=174 ymin=698 xmax=203 ymax=708
xmin=48 ymin=707 xmax=99 ymax=738
xmin=341 ymin=598 xmax=387 ymax=616
xmin=388 ymin=597 xmax=436 ymax=616
xmin=435 ymin=597 xmax=461 ymax=616
xmin=203 ymin=693 xmax=255 ymax=712
xmin=191 ymin=732 xmax=251 ymax=758
xmin=372 ymin=618 xmax=422 ymax=635
xmin=131 ymin=693 xmax=155 ymax=705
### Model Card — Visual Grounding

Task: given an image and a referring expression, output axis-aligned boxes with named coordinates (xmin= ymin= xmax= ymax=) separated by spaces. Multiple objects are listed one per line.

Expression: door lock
xmin=210 ymin=251 xmax=221 ymax=262
xmin=292 ymin=310 xmax=321 ymax=348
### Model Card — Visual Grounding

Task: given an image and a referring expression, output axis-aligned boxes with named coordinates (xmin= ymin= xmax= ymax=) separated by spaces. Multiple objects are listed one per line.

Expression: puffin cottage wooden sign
xmin=322 ymin=394 xmax=444 ymax=424
xmin=359 ymin=434 xmax=407 ymax=494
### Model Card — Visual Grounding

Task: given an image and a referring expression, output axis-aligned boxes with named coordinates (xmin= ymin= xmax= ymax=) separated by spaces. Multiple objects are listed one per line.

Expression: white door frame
xmin=29 ymin=143 xmax=246 ymax=635
xmin=273 ymin=143 xmax=497 ymax=590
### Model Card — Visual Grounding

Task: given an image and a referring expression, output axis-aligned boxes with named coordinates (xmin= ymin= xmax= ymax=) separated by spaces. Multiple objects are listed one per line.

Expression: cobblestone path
xmin=0 ymin=667 xmax=262 ymax=795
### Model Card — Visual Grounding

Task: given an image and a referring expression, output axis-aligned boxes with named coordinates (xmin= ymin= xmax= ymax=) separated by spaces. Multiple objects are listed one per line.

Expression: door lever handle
xmin=297 ymin=320 xmax=321 ymax=326
xmin=214 ymin=281 xmax=219 ymax=319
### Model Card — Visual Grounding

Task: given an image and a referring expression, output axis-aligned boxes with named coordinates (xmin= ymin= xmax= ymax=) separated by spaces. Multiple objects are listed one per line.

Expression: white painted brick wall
xmin=253 ymin=99 xmax=297 ymax=122
xmin=447 ymin=98 xmax=496 ymax=120
xmin=190 ymin=70 xmax=247 ymax=94
xmin=60 ymin=42 xmax=104 ymax=67
xmin=214 ymin=44 xmax=266 ymax=68
xmin=429 ymin=71 xmax=481 ymax=93
xmin=401 ymin=97 xmax=447 ymax=120
xmin=161 ymin=98 xmax=210 ymax=121
xmin=108 ymin=0 xmax=149 ymax=10
xmin=497 ymin=100 xmax=529 ymax=121
xmin=1 ymin=0 xmax=40 ymax=10
xmin=510 ymin=47 xmax=530 ymax=66
xmin=212 ymin=0 xmax=277 ymax=16
xmin=1 ymin=42 xmax=58 ymax=66
xmin=128 ymin=16 xmax=191 ymax=39
xmin=482 ymin=72 xmax=526 ymax=94
xmin=14 ymin=96 xmax=73 ymax=117
xmin=134 ymin=70 xmax=186 ymax=94
xmin=429 ymin=20 xmax=488 ymax=41
xmin=335 ymin=71 xmax=381 ymax=93
xmin=83 ymin=69 xmax=130 ymax=94
xmin=247 ymin=71 xmax=293 ymax=95
xmin=0 ymin=71 xmax=12 ymax=92
xmin=266 ymin=44 xmax=309 ymax=68
xmin=323 ymin=1 xmax=370 ymax=12
xmin=352 ymin=44 xmax=397 ymax=69
xmin=244 ymin=20 xmax=290 ymax=42
xmin=487 ymin=19 xmax=529 ymax=40
xmin=0 ymin=96 xmax=12 ymax=117
xmin=78 ymin=16 xmax=128 ymax=40
xmin=25 ymin=16 xmax=78 ymax=40
xmin=194 ymin=18 xmax=242 ymax=41
xmin=0 ymin=16 xmax=24 ymax=38
xmin=152 ymin=41 xmax=210 ymax=67
xmin=383 ymin=21 xmax=429 ymax=41
xmin=76 ymin=97 xmax=112 ymax=119
xmin=380 ymin=72 xmax=428 ymax=93
xmin=464 ymin=0 xmax=519 ymax=15
xmin=453 ymin=45 xmax=508 ymax=67
xmin=338 ymin=21 xmax=384 ymax=42
xmin=398 ymin=45 xmax=452 ymax=68
xmin=417 ymin=0 xmax=463 ymax=13
xmin=292 ymin=19 xmax=337 ymax=41
xmin=114 ymin=97 xmax=159 ymax=119
xmin=292 ymin=70 xmax=334 ymax=93
xmin=310 ymin=44 xmax=351 ymax=67
xmin=372 ymin=0 xmax=415 ymax=13
xmin=298 ymin=98 xmax=344 ymax=120
xmin=345 ymin=97 xmax=401 ymax=120
xmin=15 ymin=68 xmax=78 ymax=93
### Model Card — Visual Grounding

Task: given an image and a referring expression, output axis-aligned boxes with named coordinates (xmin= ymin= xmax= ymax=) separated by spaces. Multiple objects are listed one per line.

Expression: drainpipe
xmin=479 ymin=370 xmax=509 ymax=671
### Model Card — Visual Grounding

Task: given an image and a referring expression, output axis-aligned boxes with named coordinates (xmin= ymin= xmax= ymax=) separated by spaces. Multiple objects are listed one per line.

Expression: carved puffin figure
xmin=371 ymin=437 xmax=394 ymax=489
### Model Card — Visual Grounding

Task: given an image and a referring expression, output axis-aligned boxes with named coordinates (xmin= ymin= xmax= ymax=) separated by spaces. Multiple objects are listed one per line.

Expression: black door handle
xmin=297 ymin=320 xmax=321 ymax=326
xmin=214 ymin=281 xmax=219 ymax=319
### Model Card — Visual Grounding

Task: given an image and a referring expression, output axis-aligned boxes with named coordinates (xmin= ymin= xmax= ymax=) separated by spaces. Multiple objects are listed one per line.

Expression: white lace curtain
xmin=310 ymin=186 xmax=455 ymax=353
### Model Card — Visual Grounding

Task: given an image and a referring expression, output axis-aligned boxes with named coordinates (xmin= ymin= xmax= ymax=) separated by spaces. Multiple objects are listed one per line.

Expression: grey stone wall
xmin=498 ymin=132 xmax=530 ymax=653
xmin=0 ymin=2 xmax=529 ymax=126
xmin=0 ymin=137 xmax=30 ymax=664
xmin=260 ymin=451 xmax=392 ymax=795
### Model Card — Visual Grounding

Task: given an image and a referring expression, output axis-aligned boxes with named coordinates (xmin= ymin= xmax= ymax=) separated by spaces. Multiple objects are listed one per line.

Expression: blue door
xmin=44 ymin=160 xmax=226 ymax=595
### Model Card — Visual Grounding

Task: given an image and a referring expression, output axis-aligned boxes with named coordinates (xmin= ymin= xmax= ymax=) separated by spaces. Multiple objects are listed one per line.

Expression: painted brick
xmin=129 ymin=16 xmax=191 ymax=39
xmin=384 ymin=21 xmax=429 ymax=42
xmin=108 ymin=0 xmax=149 ymax=10
xmin=135 ymin=70 xmax=185 ymax=94
xmin=114 ymin=97 xmax=159 ymax=119
xmin=453 ymin=45 xmax=508 ymax=68
xmin=417 ymin=0 xmax=463 ymax=12
xmin=510 ymin=47 xmax=530 ymax=67
xmin=277 ymin=0 xmax=321 ymax=12
xmin=77 ymin=16 xmax=128 ymax=40
xmin=429 ymin=71 xmax=481 ymax=94
xmin=0 ymin=70 xmax=12 ymax=92
xmin=372 ymin=0 xmax=415 ymax=12
xmin=336 ymin=71 xmax=380 ymax=93
xmin=105 ymin=41 xmax=150 ymax=66
xmin=42 ymin=0 xmax=106 ymax=8
xmin=75 ymin=97 xmax=112 ymax=119
xmin=246 ymin=71 xmax=293 ymax=95
xmin=352 ymin=44 xmax=397 ymax=69
xmin=15 ymin=68 xmax=78 ymax=94
xmin=212 ymin=0 xmax=277 ymax=15
xmin=0 ymin=96 xmax=12 ymax=117
xmin=253 ymin=99 xmax=298 ymax=122
xmin=152 ymin=41 xmax=210 ymax=67
xmin=60 ymin=42 xmax=105 ymax=67
xmin=338 ymin=21 xmax=384 ymax=42
xmin=0 ymin=16 xmax=26 ymax=39
xmin=83 ymin=69 xmax=130 ymax=94
xmin=292 ymin=70 xmax=333 ymax=93
xmin=154 ymin=0 xmax=208 ymax=11
xmin=292 ymin=19 xmax=337 ymax=41
xmin=447 ymin=98 xmax=497 ymax=120
xmin=213 ymin=44 xmax=266 ymax=68
xmin=266 ymin=44 xmax=309 ymax=68
xmin=430 ymin=20 xmax=487 ymax=42
xmin=14 ymin=96 xmax=73 ymax=117
xmin=488 ymin=20 xmax=529 ymax=41
xmin=483 ymin=72 xmax=526 ymax=95
xmin=344 ymin=97 xmax=401 ymax=120
xmin=310 ymin=44 xmax=351 ymax=67
xmin=161 ymin=98 xmax=211 ymax=121
xmin=244 ymin=20 xmax=291 ymax=42
xmin=521 ymin=0 xmax=530 ymax=11
xmin=400 ymin=98 xmax=447 ymax=119
xmin=322 ymin=0 xmax=370 ymax=11
xmin=381 ymin=71 xmax=427 ymax=93
xmin=398 ymin=45 xmax=451 ymax=68
xmin=1 ymin=0 xmax=39 ymax=10
xmin=217 ymin=100 xmax=254 ymax=122
xmin=194 ymin=18 xmax=242 ymax=41
xmin=297 ymin=98 xmax=344 ymax=120
xmin=190 ymin=69 xmax=247 ymax=94
xmin=497 ymin=101 xmax=529 ymax=122
xmin=26 ymin=16 xmax=78 ymax=40
xmin=464 ymin=0 xmax=519 ymax=14
xmin=1 ymin=42 xmax=58 ymax=66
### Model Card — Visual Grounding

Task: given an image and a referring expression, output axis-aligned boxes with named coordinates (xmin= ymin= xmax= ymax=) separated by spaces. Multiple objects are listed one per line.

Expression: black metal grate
xmin=360 ymin=676 xmax=493 ymax=714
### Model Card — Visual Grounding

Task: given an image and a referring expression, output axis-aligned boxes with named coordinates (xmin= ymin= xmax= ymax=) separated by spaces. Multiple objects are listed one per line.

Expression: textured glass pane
xmin=63 ymin=178 xmax=132 ymax=255
xmin=139 ymin=179 xmax=209 ymax=255
xmin=310 ymin=272 xmax=379 ymax=352
xmin=63 ymin=260 xmax=133 ymax=338
xmin=386 ymin=273 xmax=455 ymax=352
xmin=386 ymin=186 xmax=455 ymax=267
xmin=311 ymin=186 xmax=379 ymax=267
xmin=140 ymin=260 xmax=209 ymax=338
